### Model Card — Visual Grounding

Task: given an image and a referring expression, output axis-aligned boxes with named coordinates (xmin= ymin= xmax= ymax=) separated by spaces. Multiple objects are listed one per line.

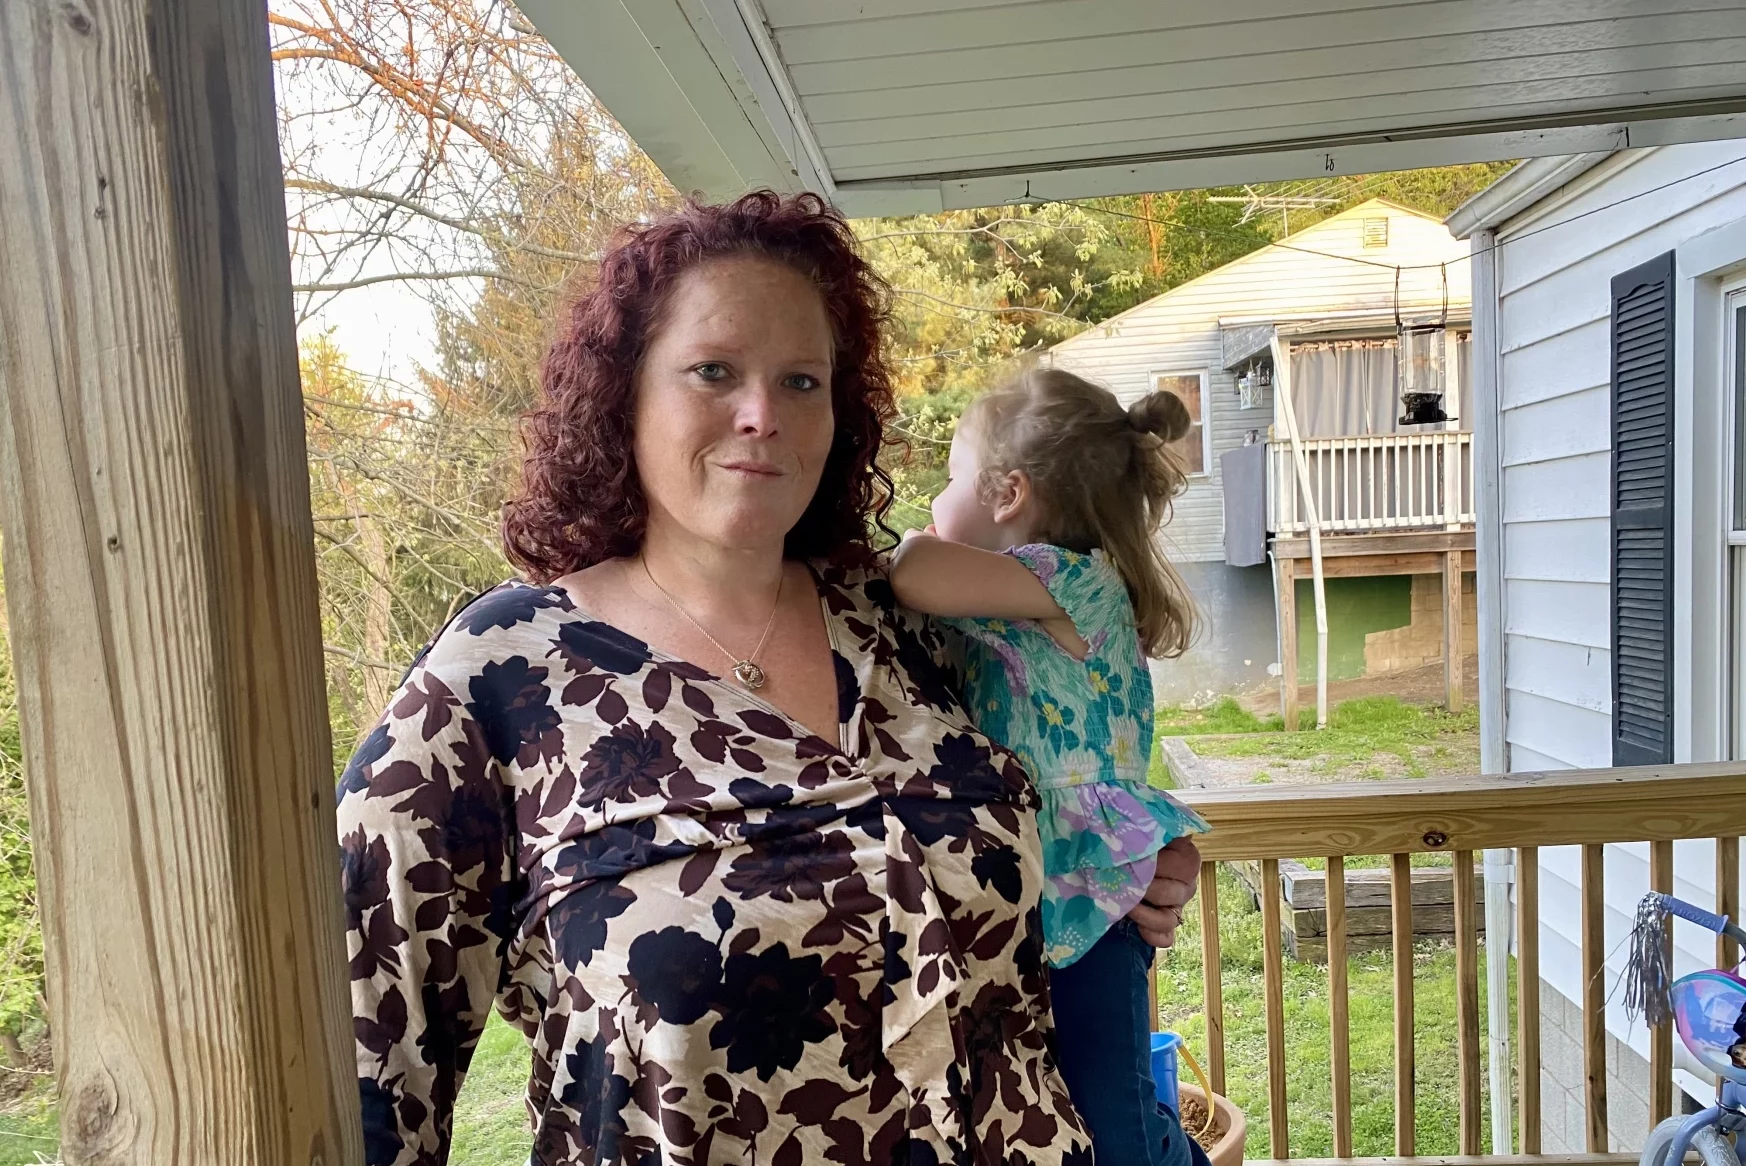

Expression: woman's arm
xmin=890 ymin=532 xmax=1068 ymax=622
xmin=337 ymin=659 xmax=516 ymax=1164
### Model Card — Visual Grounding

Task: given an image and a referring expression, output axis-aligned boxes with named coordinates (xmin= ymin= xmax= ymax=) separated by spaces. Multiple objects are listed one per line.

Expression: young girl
xmin=891 ymin=367 xmax=1211 ymax=1166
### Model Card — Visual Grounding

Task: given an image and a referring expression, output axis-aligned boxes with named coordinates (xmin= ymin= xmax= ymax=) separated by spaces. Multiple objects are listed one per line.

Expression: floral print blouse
xmin=944 ymin=545 xmax=1209 ymax=969
xmin=337 ymin=562 xmax=1091 ymax=1166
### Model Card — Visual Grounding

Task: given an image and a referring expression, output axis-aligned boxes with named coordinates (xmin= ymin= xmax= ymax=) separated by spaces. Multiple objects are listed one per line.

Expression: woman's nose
xmin=734 ymin=382 xmax=782 ymax=436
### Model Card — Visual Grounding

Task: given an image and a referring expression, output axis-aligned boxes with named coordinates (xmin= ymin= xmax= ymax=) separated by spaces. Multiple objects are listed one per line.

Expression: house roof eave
xmin=1445 ymin=152 xmax=1616 ymax=239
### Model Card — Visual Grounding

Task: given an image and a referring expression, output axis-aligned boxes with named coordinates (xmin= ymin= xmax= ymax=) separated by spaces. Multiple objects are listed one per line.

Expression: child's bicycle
xmin=1624 ymin=894 xmax=1746 ymax=1166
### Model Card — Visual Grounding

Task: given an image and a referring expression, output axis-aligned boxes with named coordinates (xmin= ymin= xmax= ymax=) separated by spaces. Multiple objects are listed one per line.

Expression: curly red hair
xmin=502 ymin=191 xmax=898 ymax=582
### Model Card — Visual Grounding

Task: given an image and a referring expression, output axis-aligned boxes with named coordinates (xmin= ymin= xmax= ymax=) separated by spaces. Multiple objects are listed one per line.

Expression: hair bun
xmin=1129 ymin=391 xmax=1192 ymax=442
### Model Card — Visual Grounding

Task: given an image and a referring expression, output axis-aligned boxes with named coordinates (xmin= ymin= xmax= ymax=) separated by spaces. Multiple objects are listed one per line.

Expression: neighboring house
xmin=1450 ymin=140 xmax=1746 ymax=1150
xmin=1046 ymin=199 xmax=1476 ymax=711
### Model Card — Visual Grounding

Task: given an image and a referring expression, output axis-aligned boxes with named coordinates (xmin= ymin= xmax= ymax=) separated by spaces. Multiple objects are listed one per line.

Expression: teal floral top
xmin=945 ymin=544 xmax=1208 ymax=968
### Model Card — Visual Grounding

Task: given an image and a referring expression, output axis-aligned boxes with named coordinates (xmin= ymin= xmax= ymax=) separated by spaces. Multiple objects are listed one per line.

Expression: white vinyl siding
xmin=1488 ymin=139 xmax=1746 ymax=1102
xmin=1047 ymin=202 xmax=1471 ymax=562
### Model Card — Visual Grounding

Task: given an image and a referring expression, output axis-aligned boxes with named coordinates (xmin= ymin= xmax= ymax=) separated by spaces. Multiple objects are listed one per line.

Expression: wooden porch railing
xmin=1176 ymin=763 xmax=1746 ymax=1166
xmin=1269 ymin=430 xmax=1475 ymax=535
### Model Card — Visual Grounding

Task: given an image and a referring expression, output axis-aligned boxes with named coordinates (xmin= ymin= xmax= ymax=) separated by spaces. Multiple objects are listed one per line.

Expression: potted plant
xmin=1154 ymin=1033 xmax=1247 ymax=1166
xmin=1176 ymin=1082 xmax=1247 ymax=1166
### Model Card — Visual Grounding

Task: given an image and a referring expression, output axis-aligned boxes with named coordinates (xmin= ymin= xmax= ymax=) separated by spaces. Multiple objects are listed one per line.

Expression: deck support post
xmin=0 ymin=0 xmax=362 ymax=1160
xmin=1275 ymin=553 xmax=1299 ymax=730
xmin=1444 ymin=548 xmax=1465 ymax=713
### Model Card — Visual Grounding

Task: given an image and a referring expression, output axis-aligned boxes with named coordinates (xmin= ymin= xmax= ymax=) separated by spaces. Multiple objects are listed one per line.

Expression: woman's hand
xmin=1126 ymin=836 xmax=1202 ymax=948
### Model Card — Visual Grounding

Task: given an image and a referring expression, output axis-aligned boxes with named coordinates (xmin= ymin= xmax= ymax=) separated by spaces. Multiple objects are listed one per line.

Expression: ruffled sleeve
xmin=1006 ymin=544 xmax=1126 ymax=642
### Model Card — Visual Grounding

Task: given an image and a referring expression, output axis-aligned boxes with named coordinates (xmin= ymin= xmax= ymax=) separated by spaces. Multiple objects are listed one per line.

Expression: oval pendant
xmin=731 ymin=660 xmax=767 ymax=690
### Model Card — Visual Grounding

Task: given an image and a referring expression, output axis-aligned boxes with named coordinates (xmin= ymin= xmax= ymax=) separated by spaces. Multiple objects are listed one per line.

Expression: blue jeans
xmin=1051 ymin=919 xmax=1213 ymax=1166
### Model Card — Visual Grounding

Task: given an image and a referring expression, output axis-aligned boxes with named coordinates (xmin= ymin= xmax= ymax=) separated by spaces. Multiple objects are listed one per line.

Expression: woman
xmin=337 ymin=191 xmax=1200 ymax=1166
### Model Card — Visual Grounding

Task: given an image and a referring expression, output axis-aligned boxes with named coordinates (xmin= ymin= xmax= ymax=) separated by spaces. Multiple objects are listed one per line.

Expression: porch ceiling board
xmin=523 ymin=0 xmax=1746 ymax=215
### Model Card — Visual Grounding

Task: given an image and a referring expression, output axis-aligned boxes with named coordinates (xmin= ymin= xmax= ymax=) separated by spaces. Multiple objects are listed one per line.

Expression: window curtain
xmin=1287 ymin=335 xmax=1472 ymax=437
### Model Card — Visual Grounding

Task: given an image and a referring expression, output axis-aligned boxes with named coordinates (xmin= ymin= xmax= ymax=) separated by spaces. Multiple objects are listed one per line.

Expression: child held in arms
xmin=892 ymin=367 xmax=1212 ymax=1166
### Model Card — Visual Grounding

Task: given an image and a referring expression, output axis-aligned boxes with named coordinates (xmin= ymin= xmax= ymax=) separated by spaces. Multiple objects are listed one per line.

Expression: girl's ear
xmin=989 ymin=470 xmax=1033 ymax=526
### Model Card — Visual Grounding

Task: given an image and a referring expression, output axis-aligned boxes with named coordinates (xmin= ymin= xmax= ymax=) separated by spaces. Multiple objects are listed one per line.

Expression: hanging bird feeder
xmin=1395 ymin=264 xmax=1449 ymax=426
xmin=1397 ymin=324 xmax=1448 ymax=425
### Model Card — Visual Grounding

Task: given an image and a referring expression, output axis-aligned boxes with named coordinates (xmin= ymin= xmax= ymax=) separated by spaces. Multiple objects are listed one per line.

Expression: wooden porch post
xmin=0 ymin=0 xmax=362 ymax=1162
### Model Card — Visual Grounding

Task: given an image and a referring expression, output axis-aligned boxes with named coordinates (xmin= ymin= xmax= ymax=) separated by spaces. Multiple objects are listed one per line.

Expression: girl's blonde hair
xmin=960 ymin=367 xmax=1199 ymax=658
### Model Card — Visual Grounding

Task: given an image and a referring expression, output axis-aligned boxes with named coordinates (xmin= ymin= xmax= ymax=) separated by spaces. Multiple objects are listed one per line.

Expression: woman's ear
xmin=989 ymin=470 xmax=1033 ymax=526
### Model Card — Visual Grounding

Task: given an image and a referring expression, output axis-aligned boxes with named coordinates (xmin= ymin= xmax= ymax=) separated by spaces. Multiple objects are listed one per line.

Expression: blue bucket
xmin=1150 ymin=1031 xmax=1182 ymax=1113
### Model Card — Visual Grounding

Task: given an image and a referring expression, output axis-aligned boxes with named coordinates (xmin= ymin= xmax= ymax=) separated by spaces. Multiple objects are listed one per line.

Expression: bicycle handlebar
xmin=1651 ymin=893 xmax=1746 ymax=948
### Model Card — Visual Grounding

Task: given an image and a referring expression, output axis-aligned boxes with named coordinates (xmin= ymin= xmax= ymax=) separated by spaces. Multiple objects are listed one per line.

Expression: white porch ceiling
xmin=516 ymin=0 xmax=1746 ymax=217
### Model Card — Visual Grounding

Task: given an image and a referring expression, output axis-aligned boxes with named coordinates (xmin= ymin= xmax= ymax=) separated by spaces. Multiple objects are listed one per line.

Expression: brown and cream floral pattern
xmin=337 ymin=562 xmax=1093 ymax=1165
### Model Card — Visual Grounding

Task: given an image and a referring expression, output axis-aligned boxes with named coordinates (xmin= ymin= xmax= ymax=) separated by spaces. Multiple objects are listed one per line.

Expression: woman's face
xmin=632 ymin=255 xmax=836 ymax=557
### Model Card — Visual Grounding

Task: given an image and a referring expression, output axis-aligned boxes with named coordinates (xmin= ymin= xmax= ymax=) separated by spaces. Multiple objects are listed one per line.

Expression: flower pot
xmin=1176 ymin=1083 xmax=1246 ymax=1166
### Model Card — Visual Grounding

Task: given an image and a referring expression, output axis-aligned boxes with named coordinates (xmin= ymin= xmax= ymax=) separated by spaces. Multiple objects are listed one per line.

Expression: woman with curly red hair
xmin=335 ymin=191 xmax=1193 ymax=1165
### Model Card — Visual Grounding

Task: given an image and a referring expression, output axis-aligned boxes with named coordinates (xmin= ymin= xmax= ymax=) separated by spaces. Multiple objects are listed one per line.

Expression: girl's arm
xmin=890 ymin=533 xmax=1088 ymax=655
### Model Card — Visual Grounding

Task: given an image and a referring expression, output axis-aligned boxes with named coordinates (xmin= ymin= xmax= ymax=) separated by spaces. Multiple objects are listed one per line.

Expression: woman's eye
xmin=694 ymin=362 xmax=729 ymax=381
xmin=784 ymin=373 xmax=823 ymax=392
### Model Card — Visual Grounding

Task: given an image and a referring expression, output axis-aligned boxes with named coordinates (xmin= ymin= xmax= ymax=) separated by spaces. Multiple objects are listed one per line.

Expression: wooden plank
xmin=1312 ymin=551 xmax=1458 ymax=579
xmin=1327 ymin=856 xmax=1354 ymax=1160
xmin=1179 ymin=762 xmax=1746 ymax=861
xmin=1290 ymin=900 xmax=1482 ymax=938
xmin=1519 ymin=847 xmax=1543 ymax=1155
xmin=1720 ymin=837 xmax=1741 ymax=977
xmin=1582 ymin=844 xmax=1608 ymax=1153
xmin=1444 ymin=550 xmax=1465 ymax=714
xmin=1201 ymin=860 xmax=1226 ymax=1096
xmin=1262 ymin=858 xmax=1290 ymax=1158
xmin=1393 ymin=853 xmax=1416 ymax=1156
xmin=1293 ymin=933 xmax=1398 ymax=963
xmin=1277 ymin=554 xmax=1299 ymax=730
xmin=0 ymin=0 xmax=361 ymax=1160
xmin=1271 ymin=528 xmax=1478 ymax=560
xmin=1453 ymin=851 xmax=1481 ymax=1155
xmin=1278 ymin=858 xmax=1483 ymax=909
xmin=1649 ymin=840 xmax=1674 ymax=1125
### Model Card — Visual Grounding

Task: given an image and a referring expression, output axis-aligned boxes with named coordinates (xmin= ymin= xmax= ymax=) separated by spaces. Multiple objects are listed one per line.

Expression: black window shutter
xmin=1611 ymin=250 xmax=1676 ymax=767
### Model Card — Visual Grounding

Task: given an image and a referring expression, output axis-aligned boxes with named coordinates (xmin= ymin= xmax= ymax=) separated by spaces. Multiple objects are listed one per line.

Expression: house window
xmin=1362 ymin=217 xmax=1389 ymax=248
xmin=1152 ymin=371 xmax=1210 ymax=475
xmin=1726 ymin=290 xmax=1746 ymax=756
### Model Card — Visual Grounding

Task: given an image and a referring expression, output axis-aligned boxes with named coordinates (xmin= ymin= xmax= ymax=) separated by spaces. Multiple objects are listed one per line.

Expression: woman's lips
xmin=717 ymin=461 xmax=783 ymax=478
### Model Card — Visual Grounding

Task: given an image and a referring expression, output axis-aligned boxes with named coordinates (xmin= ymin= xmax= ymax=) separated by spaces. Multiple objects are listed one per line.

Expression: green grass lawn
xmin=451 ymin=1012 xmax=536 ymax=1165
xmin=1157 ymin=695 xmax=1480 ymax=780
xmin=1157 ymin=864 xmax=1515 ymax=1159
xmin=0 ymin=1013 xmax=538 ymax=1166
xmin=0 ymin=1072 xmax=58 ymax=1166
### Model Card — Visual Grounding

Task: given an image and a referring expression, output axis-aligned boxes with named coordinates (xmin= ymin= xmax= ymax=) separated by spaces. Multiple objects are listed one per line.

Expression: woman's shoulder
xmin=404 ymin=578 xmax=577 ymax=681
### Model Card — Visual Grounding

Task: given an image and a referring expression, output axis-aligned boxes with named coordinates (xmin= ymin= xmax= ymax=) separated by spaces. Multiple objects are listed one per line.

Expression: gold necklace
xmin=639 ymin=557 xmax=783 ymax=690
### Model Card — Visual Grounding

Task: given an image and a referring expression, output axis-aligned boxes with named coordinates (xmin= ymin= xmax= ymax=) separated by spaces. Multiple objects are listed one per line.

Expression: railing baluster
xmin=1327 ymin=855 xmax=1353 ymax=1159
xmin=1454 ymin=848 xmax=1481 ymax=1154
xmin=1650 ymin=840 xmax=1674 ymax=1125
xmin=1392 ymin=851 xmax=1415 ymax=1155
xmin=1519 ymin=846 xmax=1542 ymax=1154
xmin=1582 ymin=843 xmax=1608 ymax=1152
xmin=1199 ymin=859 xmax=1226 ymax=1096
xmin=1261 ymin=857 xmax=1290 ymax=1158
xmin=1343 ymin=439 xmax=1352 ymax=528
xmin=1720 ymin=836 xmax=1740 ymax=974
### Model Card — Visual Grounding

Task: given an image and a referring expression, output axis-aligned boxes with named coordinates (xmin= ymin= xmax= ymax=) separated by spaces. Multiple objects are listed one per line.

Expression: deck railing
xmin=1268 ymin=430 xmax=1475 ymax=535
xmin=1175 ymin=763 xmax=1746 ymax=1165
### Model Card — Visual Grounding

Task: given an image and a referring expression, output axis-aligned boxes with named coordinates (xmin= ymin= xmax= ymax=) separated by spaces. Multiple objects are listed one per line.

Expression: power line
xmin=1035 ymin=154 xmax=1746 ymax=276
